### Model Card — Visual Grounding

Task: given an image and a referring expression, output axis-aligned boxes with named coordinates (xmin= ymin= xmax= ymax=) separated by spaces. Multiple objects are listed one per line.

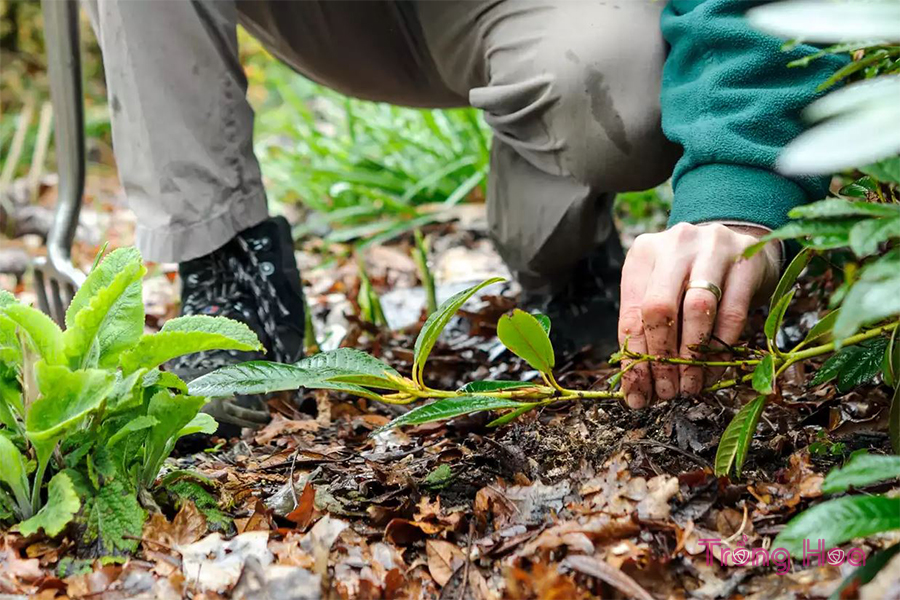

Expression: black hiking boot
xmin=521 ymin=234 xmax=624 ymax=360
xmin=168 ymin=216 xmax=305 ymax=436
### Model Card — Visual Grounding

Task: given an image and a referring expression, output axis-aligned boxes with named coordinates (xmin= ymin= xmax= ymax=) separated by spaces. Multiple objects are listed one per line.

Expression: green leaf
xmin=412 ymin=277 xmax=504 ymax=383
xmin=822 ymin=454 xmax=900 ymax=494
xmin=423 ymin=464 xmax=453 ymax=489
xmin=715 ymin=395 xmax=767 ymax=478
xmin=142 ymin=391 xmax=207 ymax=485
xmin=295 ymin=348 xmax=402 ymax=389
xmin=533 ymin=313 xmax=551 ymax=335
xmin=774 ymin=496 xmax=900 ymax=557
xmin=176 ymin=413 xmax=218 ymax=438
xmin=17 ymin=472 xmax=80 ymax=537
xmin=800 ymin=309 xmax=840 ymax=348
xmin=788 ymin=198 xmax=900 ymax=220
xmin=106 ymin=416 xmax=158 ymax=448
xmin=765 ymin=290 xmax=794 ymax=341
xmin=142 ymin=370 xmax=188 ymax=394
xmin=833 ymin=251 xmax=900 ymax=339
xmin=770 ymin=248 xmax=812 ymax=313
xmin=0 ymin=435 xmax=30 ymax=516
xmin=62 ymin=259 xmax=146 ymax=368
xmin=757 ymin=218 xmax=862 ymax=251
xmin=375 ymin=396 xmax=534 ymax=433
xmin=884 ymin=326 xmax=899 ymax=388
xmin=79 ymin=478 xmax=144 ymax=556
xmin=848 ymin=215 xmax=900 ymax=258
xmin=497 ymin=309 xmax=555 ymax=373
xmin=829 ymin=543 xmax=900 ymax=600
xmin=811 ymin=339 xmax=889 ymax=392
xmin=751 ymin=355 xmax=776 ymax=395
xmin=25 ymin=363 xmax=115 ymax=443
xmin=119 ymin=315 xmax=263 ymax=373
xmin=1 ymin=303 xmax=65 ymax=366
xmin=66 ymin=247 xmax=141 ymax=326
xmin=861 ymin=156 xmax=900 ymax=184
xmin=458 ymin=380 xmax=534 ymax=393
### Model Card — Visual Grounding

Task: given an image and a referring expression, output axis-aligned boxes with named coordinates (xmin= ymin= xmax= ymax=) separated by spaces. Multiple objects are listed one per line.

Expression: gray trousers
xmin=86 ymin=0 xmax=679 ymax=292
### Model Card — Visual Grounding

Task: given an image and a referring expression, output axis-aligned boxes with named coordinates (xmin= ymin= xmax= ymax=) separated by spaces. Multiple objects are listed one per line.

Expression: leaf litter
xmin=2 ymin=189 xmax=899 ymax=599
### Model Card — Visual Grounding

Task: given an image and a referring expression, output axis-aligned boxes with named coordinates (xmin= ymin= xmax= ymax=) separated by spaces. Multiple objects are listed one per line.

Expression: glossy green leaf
xmin=17 ymin=472 xmax=80 ymax=538
xmin=765 ymin=290 xmax=794 ymax=341
xmin=25 ymin=363 xmax=115 ymax=443
xmin=412 ymin=277 xmax=504 ymax=383
xmin=142 ymin=370 xmax=188 ymax=394
xmin=458 ymin=380 xmax=534 ymax=393
xmin=62 ymin=256 xmax=146 ymax=368
xmin=188 ymin=361 xmax=315 ymax=397
xmin=295 ymin=348 xmax=402 ymax=389
xmin=788 ymin=199 xmax=900 ymax=220
xmin=375 ymin=396 xmax=533 ymax=433
xmin=834 ymin=251 xmax=900 ymax=339
xmin=822 ymin=453 xmax=900 ymax=494
xmin=714 ymin=395 xmax=767 ymax=478
xmin=829 ymin=543 xmax=900 ymax=600
xmin=0 ymin=303 xmax=65 ymax=366
xmin=119 ymin=315 xmax=263 ymax=373
xmin=848 ymin=215 xmax=900 ymax=258
xmin=0 ymin=435 xmax=30 ymax=515
xmin=497 ymin=309 xmax=555 ymax=373
xmin=861 ymin=156 xmax=900 ymax=184
xmin=751 ymin=355 xmax=776 ymax=395
xmin=811 ymin=339 xmax=889 ymax=392
xmin=774 ymin=496 xmax=900 ymax=557
xmin=770 ymin=248 xmax=812 ymax=313
xmin=800 ymin=309 xmax=840 ymax=348
xmin=756 ymin=218 xmax=862 ymax=252
xmin=883 ymin=326 xmax=899 ymax=388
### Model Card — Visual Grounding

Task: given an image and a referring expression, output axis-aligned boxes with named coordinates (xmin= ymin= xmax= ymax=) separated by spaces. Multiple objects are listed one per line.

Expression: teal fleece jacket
xmin=660 ymin=0 xmax=848 ymax=230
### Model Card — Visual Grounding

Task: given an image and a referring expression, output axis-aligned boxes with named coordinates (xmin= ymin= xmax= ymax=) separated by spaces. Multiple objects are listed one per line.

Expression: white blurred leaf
xmin=804 ymin=77 xmax=900 ymax=121
xmin=748 ymin=1 xmax=900 ymax=43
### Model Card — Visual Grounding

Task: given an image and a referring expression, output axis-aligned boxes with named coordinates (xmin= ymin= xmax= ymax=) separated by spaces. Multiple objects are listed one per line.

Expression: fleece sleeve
xmin=660 ymin=0 xmax=849 ymax=230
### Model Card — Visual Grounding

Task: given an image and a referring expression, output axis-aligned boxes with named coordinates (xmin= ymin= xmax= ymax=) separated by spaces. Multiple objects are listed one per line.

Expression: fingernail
xmin=657 ymin=380 xmax=676 ymax=399
xmin=626 ymin=392 xmax=646 ymax=409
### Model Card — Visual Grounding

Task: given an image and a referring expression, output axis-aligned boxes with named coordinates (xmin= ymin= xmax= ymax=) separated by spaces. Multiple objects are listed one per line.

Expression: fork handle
xmin=42 ymin=0 xmax=85 ymax=264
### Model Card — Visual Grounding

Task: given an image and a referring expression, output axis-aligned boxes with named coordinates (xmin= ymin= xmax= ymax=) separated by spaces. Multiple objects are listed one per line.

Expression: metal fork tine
xmin=49 ymin=279 xmax=66 ymax=327
xmin=33 ymin=267 xmax=52 ymax=316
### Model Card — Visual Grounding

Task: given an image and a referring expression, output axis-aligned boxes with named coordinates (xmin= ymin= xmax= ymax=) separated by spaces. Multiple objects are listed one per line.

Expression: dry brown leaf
xmin=0 ymin=536 xmax=44 ymax=591
xmin=384 ymin=518 xmax=441 ymax=545
xmin=254 ymin=414 xmax=320 ymax=445
xmin=426 ymin=539 xmax=465 ymax=587
xmin=285 ymin=482 xmax=318 ymax=530
xmin=143 ymin=501 xmax=208 ymax=576
xmin=562 ymin=554 xmax=654 ymax=600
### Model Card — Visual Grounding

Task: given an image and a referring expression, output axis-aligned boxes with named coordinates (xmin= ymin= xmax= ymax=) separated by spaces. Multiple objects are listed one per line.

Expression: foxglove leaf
xmin=17 ymin=472 xmax=80 ymax=537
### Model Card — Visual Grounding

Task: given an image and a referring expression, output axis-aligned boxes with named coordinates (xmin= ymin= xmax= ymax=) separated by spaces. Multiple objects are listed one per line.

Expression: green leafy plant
xmin=0 ymin=248 xmax=261 ymax=555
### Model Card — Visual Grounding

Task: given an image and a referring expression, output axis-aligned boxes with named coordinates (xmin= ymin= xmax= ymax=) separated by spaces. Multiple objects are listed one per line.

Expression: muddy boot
xmin=521 ymin=234 xmax=624 ymax=360
xmin=168 ymin=216 xmax=305 ymax=437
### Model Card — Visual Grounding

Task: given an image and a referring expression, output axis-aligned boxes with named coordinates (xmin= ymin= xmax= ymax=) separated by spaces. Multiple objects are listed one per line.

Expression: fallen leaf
xmin=285 ymin=483 xmax=318 ymax=530
xmin=426 ymin=539 xmax=465 ymax=587
xmin=143 ymin=501 xmax=208 ymax=575
xmin=179 ymin=531 xmax=272 ymax=594
xmin=562 ymin=554 xmax=654 ymax=600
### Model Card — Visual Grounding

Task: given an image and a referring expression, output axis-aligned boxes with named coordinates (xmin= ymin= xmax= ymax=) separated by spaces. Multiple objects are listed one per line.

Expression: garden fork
xmin=33 ymin=0 xmax=86 ymax=326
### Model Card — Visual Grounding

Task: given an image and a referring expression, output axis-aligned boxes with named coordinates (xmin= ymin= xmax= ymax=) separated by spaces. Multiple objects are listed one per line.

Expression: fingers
xmin=619 ymin=241 xmax=654 ymax=409
xmin=642 ymin=250 xmax=693 ymax=400
xmin=680 ymin=232 xmax=731 ymax=395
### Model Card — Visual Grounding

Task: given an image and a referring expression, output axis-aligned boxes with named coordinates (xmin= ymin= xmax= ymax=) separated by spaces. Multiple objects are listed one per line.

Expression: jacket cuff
xmin=668 ymin=163 xmax=813 ymax=231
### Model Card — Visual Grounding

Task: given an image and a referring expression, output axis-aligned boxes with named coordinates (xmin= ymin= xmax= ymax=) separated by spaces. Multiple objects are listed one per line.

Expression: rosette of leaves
xmin=0 ymin=247 xmax=262 ymax=556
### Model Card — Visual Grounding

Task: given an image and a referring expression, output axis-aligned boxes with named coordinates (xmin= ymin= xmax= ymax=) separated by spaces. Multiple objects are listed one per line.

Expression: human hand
xmin=617 ymin=222 xmax=782 ymax=409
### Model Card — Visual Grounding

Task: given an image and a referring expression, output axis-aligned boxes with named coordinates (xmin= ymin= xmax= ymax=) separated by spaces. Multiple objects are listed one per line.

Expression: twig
xmin=457 ymin=520 xmax=476 ymax=600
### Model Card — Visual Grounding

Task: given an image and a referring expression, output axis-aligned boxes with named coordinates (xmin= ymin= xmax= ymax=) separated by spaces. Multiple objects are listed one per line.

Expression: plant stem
xmin=623 ymin=351 xmax=760 ymax=368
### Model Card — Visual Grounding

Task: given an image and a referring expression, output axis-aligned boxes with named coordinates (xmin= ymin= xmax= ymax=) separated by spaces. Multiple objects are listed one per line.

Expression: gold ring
xmin=687 ymin=279 xmax=722 ymax=302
